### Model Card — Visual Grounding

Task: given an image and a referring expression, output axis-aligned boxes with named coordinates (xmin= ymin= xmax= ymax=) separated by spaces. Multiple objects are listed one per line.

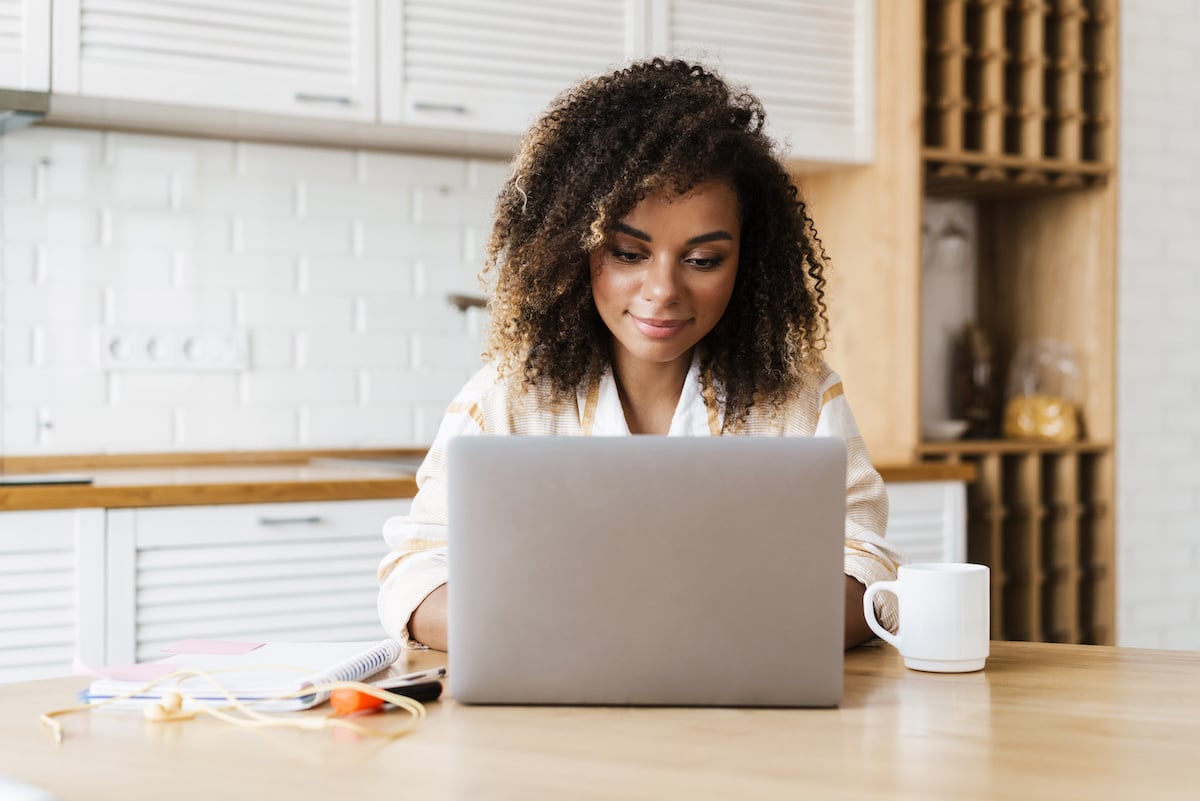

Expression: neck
xmin=610 ymin=348 xmax=693 ymax=435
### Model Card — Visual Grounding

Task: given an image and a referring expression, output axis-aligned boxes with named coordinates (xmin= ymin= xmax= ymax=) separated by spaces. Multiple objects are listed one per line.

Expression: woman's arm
xmin=409 ymin=583 xmax=449 ymax=652
xmin=844 ymin=575 xmax=873 ymax=649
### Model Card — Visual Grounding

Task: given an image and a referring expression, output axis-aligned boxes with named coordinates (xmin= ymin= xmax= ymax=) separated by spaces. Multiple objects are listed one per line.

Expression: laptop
xmin=447 ymin=436 xmax=847 ymax=707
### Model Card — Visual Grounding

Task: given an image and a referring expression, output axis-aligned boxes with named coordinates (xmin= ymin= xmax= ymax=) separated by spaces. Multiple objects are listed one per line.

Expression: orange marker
xmin=330 ymin=668 xmax=446 ymax=715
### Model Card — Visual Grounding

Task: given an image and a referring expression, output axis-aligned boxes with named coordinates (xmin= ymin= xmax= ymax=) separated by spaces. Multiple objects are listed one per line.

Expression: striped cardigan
xmin=378 ymin=353 xmax=903 ymax=645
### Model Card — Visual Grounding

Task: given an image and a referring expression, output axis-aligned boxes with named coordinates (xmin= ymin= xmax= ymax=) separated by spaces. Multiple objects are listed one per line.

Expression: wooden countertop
xmin=4 ymin=641 xmax=1199 ymax=800
xmin=0 ymin=449 xmax=975 ymax=511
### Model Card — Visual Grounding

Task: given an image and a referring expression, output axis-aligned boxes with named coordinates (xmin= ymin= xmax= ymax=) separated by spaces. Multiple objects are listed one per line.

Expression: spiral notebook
xmin=83 ymin=639 xmax=403 ymax=711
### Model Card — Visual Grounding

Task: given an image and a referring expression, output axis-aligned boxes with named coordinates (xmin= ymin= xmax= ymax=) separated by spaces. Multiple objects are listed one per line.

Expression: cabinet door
xmin=651 ymin=0 xmax=874 ymax=164
xmin=0 ymin=0 xmax=50 ymax=90
xmin=105 ymin=499 xmax=408 ymax=665
xmin=50 ymin=0 xmax=376 ymax=121
xmin=885 ymin=481 xmax=966 ymax=564
xmin=382 ymin=0 xmax=641 ymax=133
xmin=0 ymin=509 xmax=105 ymax=683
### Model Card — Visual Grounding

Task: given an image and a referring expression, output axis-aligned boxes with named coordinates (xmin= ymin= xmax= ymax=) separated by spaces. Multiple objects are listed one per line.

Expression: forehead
xmin=622 ymin=180 xmax=740 ymax=222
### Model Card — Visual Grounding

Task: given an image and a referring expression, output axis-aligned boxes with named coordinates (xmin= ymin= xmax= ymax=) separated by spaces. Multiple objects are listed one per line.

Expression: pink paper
xmin=161 ymin=639 xmax=265 ymax=656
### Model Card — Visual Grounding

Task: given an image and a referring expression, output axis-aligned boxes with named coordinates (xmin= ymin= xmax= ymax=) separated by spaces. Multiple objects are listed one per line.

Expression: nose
xmin=641 ymin=255 xmax=679 ymax=304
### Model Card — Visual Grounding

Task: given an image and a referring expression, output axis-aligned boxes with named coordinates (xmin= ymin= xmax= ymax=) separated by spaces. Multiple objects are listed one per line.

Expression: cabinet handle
xmin=258 ymin=515 xmax=325 ymax=526
xmin=412 ymin=101 xmax=468 ymax=114
xmin=294 ymin=93 xmax=353 ymax=106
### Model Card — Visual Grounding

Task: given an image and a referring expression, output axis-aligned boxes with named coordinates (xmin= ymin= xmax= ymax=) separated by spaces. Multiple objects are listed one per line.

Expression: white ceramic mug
xmin=863 ymin=563 xmax=990 ymax=673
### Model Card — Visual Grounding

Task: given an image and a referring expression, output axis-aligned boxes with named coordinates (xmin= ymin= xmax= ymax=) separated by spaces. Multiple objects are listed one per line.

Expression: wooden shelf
xmin=922 ymin=0 xmax=1117 ymax=193
xmin=918 ymin=0 xmax=1119 ymax=645
xmin=921 ymin=442 xmax=1114 ymax=645
xmin=919 ymin=439 xmax=1111 ymax=455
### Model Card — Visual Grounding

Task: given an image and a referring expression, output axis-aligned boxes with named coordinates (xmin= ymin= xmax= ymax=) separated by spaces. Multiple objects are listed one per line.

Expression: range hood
xmin=0 ymin=88 xmax=49 ymax=134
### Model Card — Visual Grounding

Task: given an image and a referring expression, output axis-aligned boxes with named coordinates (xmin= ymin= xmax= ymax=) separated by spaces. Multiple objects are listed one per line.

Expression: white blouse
xmin=377 ymin=353 xmax=904 ymax=645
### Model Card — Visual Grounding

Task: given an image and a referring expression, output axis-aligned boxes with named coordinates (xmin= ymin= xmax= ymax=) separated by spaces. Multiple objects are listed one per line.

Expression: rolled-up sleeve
xmin=377 ymin=396 xmax=485 ymax=646
xmin=814 ymin=376 xmax=905 ymax=633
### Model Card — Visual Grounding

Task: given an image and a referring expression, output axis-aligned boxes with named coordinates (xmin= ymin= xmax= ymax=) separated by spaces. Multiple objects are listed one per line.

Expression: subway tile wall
xmin=0 ymin=127 xmax=507 ymax=453
xmin=1118 ymin=1 xmax=1200 ymax=650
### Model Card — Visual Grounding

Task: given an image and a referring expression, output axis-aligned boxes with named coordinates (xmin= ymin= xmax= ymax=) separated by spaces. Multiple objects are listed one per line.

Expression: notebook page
xmin=87 ymin=640 xmax=403 ymax=706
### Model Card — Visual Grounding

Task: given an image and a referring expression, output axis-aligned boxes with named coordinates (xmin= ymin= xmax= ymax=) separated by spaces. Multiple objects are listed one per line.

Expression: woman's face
xmin=590 ymin=179 xmax=740 ymax=378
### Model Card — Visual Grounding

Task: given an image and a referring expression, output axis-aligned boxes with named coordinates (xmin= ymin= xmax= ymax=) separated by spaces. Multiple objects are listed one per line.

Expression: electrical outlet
xmin=100 ymin=328 xmax=251 ymax=372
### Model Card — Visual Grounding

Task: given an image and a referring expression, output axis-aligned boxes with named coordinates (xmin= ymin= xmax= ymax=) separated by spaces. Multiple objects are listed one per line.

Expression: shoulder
xmin=446 ymin=360 xmax=575 ymax=435
xmin=742 ymin=360 xmax=847 ymax=434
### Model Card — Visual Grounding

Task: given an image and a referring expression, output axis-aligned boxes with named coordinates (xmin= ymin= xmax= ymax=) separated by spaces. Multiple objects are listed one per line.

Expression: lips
xmin=629 ymin=314 xmax=690 ymax=339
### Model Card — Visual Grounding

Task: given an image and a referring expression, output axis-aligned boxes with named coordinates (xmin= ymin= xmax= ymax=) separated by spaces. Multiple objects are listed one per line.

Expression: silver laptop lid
xmin=448 ymin=436 xmax=847 ymax=707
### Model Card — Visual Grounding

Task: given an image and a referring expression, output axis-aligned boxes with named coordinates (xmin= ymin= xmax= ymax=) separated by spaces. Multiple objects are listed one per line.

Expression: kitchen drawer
xmin=126 ymin=499 xmax=406 ymax=548
xmin=105 ymin=499 xmax=410 ymax=663
xmin=885 ymin=481 xmax=966 ymax=564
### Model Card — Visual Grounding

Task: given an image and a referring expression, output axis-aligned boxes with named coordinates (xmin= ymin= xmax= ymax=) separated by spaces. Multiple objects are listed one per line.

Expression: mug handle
xmin=862 ymin=580 xmax=900 ymax=648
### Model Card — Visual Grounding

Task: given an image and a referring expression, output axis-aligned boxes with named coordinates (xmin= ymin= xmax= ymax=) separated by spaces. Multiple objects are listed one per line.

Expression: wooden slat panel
xmin=1042 ymin=452 xmax=1080 ymax=642
xmin=935 ymin=0 xmax=966 ymax=152
xmin=1002 ymin=452 xmax=1042 ymax=640
xmin=1052 ymin=0 xmax=1085 ymax=161
xmin=966 ymin=452 xmax=1006 ymax=638
xmin=1079 ymin=450 xmax=1114 ymax=644
xmin=979 ymin=0 xmax=1006 ymax=155
xmin=1017 ymin=1 xmax=1045 ymax=159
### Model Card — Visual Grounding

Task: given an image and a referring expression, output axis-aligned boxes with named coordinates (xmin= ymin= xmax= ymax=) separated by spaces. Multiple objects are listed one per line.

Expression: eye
xmin=686 ymin=256 xmax=724 ymax=270
xmin=611 ymin=249 xmax=643 ymax=264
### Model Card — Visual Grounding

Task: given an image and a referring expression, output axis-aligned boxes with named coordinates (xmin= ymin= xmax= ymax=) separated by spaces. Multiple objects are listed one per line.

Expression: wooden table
xmin=1 ymin=641 xmax=1197 ymax=800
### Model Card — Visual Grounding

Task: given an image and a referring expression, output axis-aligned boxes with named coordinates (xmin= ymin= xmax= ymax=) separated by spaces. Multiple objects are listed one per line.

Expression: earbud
xmin=143 ymin=692 xmax=195 ymax=722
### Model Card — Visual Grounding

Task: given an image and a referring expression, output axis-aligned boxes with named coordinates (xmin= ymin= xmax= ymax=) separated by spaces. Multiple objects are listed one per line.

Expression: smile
xmin=629 ymin=314 xmax=690 ymax=339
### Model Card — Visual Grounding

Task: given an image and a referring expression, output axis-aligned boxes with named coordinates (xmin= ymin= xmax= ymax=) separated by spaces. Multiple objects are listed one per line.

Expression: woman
xmin=377 ymin=58 xmax=903 ymax=652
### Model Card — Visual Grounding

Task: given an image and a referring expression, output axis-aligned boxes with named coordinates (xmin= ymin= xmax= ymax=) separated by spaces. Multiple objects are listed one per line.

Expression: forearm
xmin=409 ymin=583 xmax=449 ymax=652
xmin=844 ymin=575 xmax=873 ymax=649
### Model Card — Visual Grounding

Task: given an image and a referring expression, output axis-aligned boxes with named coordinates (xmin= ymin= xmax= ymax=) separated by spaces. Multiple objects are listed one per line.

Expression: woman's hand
xmin=409 ymin=583 xmax=449 ymax=651
xmin=845 ymin=575 xmax=874 ymax=649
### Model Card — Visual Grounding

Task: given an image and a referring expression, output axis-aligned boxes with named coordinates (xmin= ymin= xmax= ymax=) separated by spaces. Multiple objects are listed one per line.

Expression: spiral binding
xmin=306 ymin=639 xmax=403 ymax=690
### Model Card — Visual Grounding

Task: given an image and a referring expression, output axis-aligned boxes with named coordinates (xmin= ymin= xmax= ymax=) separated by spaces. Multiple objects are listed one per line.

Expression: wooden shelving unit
xmin=923 ymin=0 xmax=1115 ymax=195
xmin=919 ymin=441 xmax=1114 ymax=644
xmin=919 ymin=0 xmax=1118 ymax=644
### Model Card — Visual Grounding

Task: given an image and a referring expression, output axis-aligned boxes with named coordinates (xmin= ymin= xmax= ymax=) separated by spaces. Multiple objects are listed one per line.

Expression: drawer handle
xmin=258 ymin=515 xmax=325 ymax=526
xmin=412 ymin=101 xmax=468 ymax=114
xmin=294 ymin=93 xmax=353 ymax=105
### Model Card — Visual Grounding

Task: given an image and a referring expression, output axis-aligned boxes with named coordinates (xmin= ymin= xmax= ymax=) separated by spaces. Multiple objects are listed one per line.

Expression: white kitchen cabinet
xmin=0 ymin=0 xmax=50 ymax=91
xmin=104 ymin=499 xmax=406 ymax=664
xmin=650 ymin=0 xmax=875 ymax=164
xmin=0 ymin=509 xmax=105 ymax=683
xmin=885 ymin=481 xmax=966 ymax=564
xmin=382 ymin=0 xmax=873 ymax=163
xmin=50 ymin=0 xmax=377 ymax=121
xmin=381 ymin=0 xmax=640 ymax=134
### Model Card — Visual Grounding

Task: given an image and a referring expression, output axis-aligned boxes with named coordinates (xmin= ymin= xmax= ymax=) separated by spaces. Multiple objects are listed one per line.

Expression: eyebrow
xmin=612 ymin=222 xmax=734 ymax=246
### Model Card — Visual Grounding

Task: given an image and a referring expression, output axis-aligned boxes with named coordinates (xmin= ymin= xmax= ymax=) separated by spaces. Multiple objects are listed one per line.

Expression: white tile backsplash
xmin=1119 ymin=0 xmax=1200 ymax=651
xmin=300 ymin=332 xmax=408 ymax=370
xmin=0 ymin=126 xmax=506 ymax=454
xmin=240 ymin=370 xmax=360 ymax=407
xmin=239 ymin=142 xmax=358 ymax=183
xmin=175 ymin=407 xmax=298 ymax=449
xmin=360 ymin=151 xmax=468 ymax=188
xmin=4 ymin=204 xmax=100 ymax=245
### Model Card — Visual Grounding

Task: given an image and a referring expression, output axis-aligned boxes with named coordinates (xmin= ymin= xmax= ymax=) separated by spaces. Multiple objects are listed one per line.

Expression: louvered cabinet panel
xmin=105 ymin=499 xmax=408 ymax=664
xmin=653 ymin=0 xmax=874 ymax=164
xmin=382 ymin=0 xmax=640 ymax=133
xmin=0 ymin=0 xmax=50 ymax=90
xmin=51 ymin=0 xmax=376 ymax=120
xmin=885 ymin=481 xmax=966 ymax=564
xmin=0 ymin=509 xmax=105 ymax=683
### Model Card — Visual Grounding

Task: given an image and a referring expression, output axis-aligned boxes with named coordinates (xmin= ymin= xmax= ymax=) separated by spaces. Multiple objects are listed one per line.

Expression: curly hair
xmin=482 ymin=57 xmax=831 ymax=430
